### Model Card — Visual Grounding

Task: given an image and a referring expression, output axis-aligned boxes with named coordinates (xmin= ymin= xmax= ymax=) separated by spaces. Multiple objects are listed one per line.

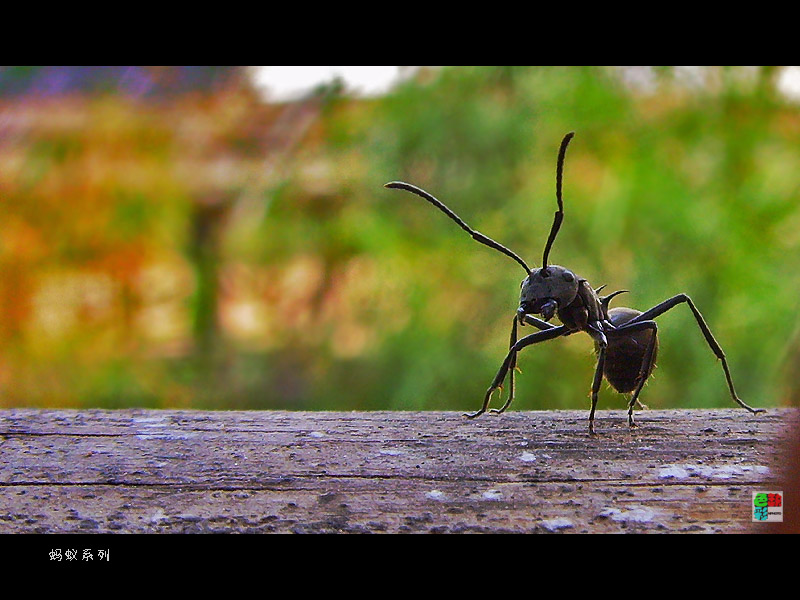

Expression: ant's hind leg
xmin=626 ymin=321 xmax=657 ymax=428
xmin=608 ymin=320 xmax=658 ymax=429
xmin=630 ymin=294 xmax=765 ymax=415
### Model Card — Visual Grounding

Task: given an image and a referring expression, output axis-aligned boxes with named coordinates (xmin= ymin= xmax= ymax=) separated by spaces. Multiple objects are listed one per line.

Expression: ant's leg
xmin=465 ymin=325 xmax=569 ymax=419
xmin=492 ymin=314 xmax=560 ymax=414
xmin=609 ymin=320 xmax=658 ymax=428
xmin=588 ymin=346 xmax=606 ymax=435
xmin=522 ymin=314 xmax=557 ymax=330
xmin=491 ymin=316 xmax=519 ymax=414
xmin=630 ymin=294 xmax=764 ymax=414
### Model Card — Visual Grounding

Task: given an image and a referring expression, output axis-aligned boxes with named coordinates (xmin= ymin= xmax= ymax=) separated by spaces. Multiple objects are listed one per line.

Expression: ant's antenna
xmin=385 ymin=181 xmax=531 ymax=274
xmin=541 ymin=131 xmax=575 ymax=275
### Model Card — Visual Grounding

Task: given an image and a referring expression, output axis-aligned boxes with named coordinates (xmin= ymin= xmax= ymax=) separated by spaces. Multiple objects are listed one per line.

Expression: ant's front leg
xmin=465 ymin=325 xmax=568 ymax=418
xmin=489 ymin=316 xmax=520 ymax=415
xmin=521 ymin=313 xmax=558 ymax=331
xmin=490 ymin=313 xmax=559 ymax=415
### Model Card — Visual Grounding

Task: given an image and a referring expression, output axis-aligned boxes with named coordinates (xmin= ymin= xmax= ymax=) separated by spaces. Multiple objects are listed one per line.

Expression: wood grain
xmin=1 ymin=408 xmax=797 ymax=533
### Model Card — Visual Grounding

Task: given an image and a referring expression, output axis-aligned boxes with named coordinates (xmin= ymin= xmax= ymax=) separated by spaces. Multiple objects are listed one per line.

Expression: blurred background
xmin=0 ymin=65 xmax=798 ymax=412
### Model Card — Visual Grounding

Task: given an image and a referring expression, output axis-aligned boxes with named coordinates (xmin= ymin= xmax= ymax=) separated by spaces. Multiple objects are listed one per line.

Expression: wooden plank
xmin=0 ymin=408 xmax=797 ymax=533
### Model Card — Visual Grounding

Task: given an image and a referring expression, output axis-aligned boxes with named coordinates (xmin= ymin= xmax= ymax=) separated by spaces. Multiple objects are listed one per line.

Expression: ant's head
xmin=519 ymin=265 xmax=579 ymax=322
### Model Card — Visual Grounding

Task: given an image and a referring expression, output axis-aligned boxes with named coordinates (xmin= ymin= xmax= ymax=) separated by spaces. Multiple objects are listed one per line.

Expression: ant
xmin=385 ymin=132 xmax=764 ymax=434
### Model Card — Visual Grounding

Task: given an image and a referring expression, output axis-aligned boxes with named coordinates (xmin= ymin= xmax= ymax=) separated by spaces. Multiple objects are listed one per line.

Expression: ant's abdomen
xmin=598 ymin=307 xmax=659 ymax=394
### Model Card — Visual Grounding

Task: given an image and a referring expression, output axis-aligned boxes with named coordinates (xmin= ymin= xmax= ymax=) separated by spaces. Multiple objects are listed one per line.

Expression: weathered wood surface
xmin=1 ymin=408 xmax=797 ymax=533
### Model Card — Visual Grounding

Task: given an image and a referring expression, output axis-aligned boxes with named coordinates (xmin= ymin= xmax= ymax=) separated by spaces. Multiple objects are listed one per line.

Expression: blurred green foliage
xmin=1 ymin=66 xmax=799 ymax=411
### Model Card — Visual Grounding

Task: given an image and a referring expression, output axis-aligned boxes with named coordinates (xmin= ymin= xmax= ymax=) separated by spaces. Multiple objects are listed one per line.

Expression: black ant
xmin=385 ymin=132 xmax=765 ymax=434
